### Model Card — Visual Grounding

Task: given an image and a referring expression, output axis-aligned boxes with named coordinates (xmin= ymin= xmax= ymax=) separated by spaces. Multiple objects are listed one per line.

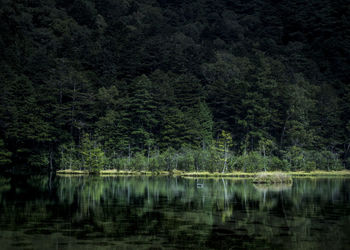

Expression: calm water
xmin=0 ymin=175 xmax=349 ymax=249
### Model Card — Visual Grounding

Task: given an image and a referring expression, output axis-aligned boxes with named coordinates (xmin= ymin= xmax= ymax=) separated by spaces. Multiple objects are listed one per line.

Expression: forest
xmin=0 ymin=0 xmax=349 ymax=173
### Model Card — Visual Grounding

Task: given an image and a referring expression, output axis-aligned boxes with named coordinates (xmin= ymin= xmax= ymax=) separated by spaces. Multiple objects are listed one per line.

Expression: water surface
xmin=0 ymin=175 xmax=349 ymax=249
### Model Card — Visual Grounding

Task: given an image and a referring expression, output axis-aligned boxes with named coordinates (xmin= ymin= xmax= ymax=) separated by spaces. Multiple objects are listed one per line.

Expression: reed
xmin=253 ymin=172 xmax=292 ymax=184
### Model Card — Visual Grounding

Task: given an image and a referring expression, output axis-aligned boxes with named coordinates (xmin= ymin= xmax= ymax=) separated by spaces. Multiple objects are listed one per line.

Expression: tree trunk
xmin=147 ymin=144 xmax=150 ymax=166
xmin=49 ymin=150 xmax=53 ymax=172
xmin=222 ymin=142 xmax=227 ymax=173
xmin=263 ymin=145 xmax=266 ymax=172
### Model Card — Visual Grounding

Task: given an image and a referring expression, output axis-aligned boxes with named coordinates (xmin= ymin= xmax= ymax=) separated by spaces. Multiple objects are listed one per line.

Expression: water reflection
xmin=0 ymin=175 xmax=349 ymax=249
xmin=253 ymin=183 xmax=292 ymax=192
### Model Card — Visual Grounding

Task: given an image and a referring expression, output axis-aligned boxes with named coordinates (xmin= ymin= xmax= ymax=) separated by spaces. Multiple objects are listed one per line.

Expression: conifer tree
xmin=198 ymin=102 xmax=214 ymax=149
xmin=80 ymin=134 xmax=106 ymax=173
xmin=129 ymin=75 xmax=157 ymax=150
xmin=0 ymin=139 xmax=12 ymax=166
xmin=216 ymin=130 xmax=233 ymax=173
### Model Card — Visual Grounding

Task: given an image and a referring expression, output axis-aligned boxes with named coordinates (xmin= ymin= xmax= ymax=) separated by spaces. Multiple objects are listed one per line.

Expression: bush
xmin=305 ymin=161 xmax=316 ymax=172
xmin=226 ymin=154 xmax=238 ymax=172
xmin=193 ymin=149 xmax=210 ymax=172
xmin=28 ymin=150 xmax=50 ymax=168
xmin=131 ymin=152 xmax=147 ymax=171
xmin=304 ymin=150 xmax=344 ymax=171
xmin=80 ymin=134 xmax=106 ymax=173
xmin=236 ymin=151 xmax=265 ymax=172
xmin=283 ymin=146 xmax=305 ymax=171
xmin=207 ymin=147 xmax=221 ymax=172
xmin=269 ymin=156 xmax=282 ymax=171
xmin=149 ymin=155 xmax=161 ymax=172
xmin=177 ymin=151 xmax=195 ymax=171
xmin=59 ymin=143 xmax=81 ymax=170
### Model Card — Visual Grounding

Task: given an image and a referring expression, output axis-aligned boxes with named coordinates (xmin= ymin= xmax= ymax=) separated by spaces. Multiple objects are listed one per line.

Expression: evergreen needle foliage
xmin=0 ymin=0 xmax=348 ymax=172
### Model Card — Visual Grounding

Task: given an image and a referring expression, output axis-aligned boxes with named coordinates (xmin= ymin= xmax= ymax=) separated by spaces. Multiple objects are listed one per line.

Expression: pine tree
xmin=198 ymin=101 xmax=213 ymax=149
xmin=160 ymin=107 xmax=187 ymax=149
xmin=95 ymin=84 xmax=131 ymax=156
xmin=282 ymin=74 xmax=317 ymax=148
xmin=80 ymin=134 xmax=106 ymax=173
xmin=216 ymin=130 xmax=233 ymax=173
xmin=129 ymin=75 xmax=157 ymax=150
xmin=0 ymin=139 xmax=12 ymax=166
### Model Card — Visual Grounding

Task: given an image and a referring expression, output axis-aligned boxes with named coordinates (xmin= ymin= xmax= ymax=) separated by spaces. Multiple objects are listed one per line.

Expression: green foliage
xmin=95 ymin=84 xmax=131 ymax=155
xmin=283 ymin=76 xmax=317 ymax=148
xmin=269 ymin=157 xmax=290 ymax=172
xmin=282 ymin=147 xmax=344 ymax=171
xmin=0 ymin=139 xmax=12 ymax=166
xmin=0 ymin=0 xmax=348 ymax=171
xmin=129 ymin=75 xmax=157 ymax=149
xmin=205 ymin=147 xmax=221 ymax=172
xmin=236 ymin=152 xmax=265 ymax=173
xmin=80 ymin=134 xmax=106 ymax=173
xmin=27 ymin=151 xmax=50 ymax=168
xmin=176 ymin=148 xmax=195 ymax=172
xmin=160 ymin=107 xmax=188 ymax=149
xmin=59 ymin=142 xmax=81 ymax=170
xmin=215 ymin=130 xmax=233 ymax=172
xmin=305 ymin=150 xmax=343 ymax=171
xmin=283 ymin=146 xmax=306 ymax=171
xmin=58 ymin=135 xmax=107 ymax=173
xmin=305 ymin=161 xmax=316 ymax=172
xmin=131 ymin=152 xmax=148 ymax=171
xmin=198 ymin=102 xmax=214 ymax=149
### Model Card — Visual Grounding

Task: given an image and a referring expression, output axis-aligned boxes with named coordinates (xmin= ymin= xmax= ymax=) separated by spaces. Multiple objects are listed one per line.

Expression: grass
xmin=253 ymin=172 xmax=292 ymax=184
xmin=286 ymin=170 xmax=350 ymax=176
xmin=56 ymin=169 xmax=350 ymax=177
xmin=100 ymin=170 xmax=169 ymax=176
xmin=173 ymin=170 xmax=256 ymax=177
xmin=56 ymin=169 xmax=89 ymax=174
xmin=57 ymin=169 xmax=170 ymax=176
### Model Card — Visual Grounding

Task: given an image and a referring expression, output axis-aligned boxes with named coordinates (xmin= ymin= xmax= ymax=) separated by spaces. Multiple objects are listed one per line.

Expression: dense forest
xmin=0 ymin=0 xmax=349 ymax=172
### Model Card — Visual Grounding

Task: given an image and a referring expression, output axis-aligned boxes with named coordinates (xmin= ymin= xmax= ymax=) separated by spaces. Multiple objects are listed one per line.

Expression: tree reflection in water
xmin=0 ymin=175 xmax=349 ymax=249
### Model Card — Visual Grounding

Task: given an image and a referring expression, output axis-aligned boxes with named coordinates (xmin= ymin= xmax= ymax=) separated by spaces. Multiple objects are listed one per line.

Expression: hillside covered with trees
xmin=0 ymin=0 xmax=349 ymax=172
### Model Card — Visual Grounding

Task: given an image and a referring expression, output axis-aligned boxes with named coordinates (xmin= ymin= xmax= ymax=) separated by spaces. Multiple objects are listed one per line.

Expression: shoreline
xmin=56 ymin=169 xmax=350 ymax=177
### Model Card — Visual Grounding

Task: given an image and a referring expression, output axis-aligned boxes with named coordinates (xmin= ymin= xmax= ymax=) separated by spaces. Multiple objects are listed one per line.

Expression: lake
xmin=0 ymin=175 xmax=349 ymax=249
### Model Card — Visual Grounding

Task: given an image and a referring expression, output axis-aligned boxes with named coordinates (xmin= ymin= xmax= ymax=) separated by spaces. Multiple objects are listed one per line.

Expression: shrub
xmin=236 ymin=152 xmax=265 ymax=172
xmin=80 ymin=134 xmax=106 ymax=173
xmin=131 ymin=152 xmax=147 ymax=171
xmin=305 ymin=161 xmax=316 ymax=172
xmin=269 ymin=156 xmax=282 ymax=171
xmin=304 ymin=150 xmax=344 ymax=171
xmin=253 ymin=172 xmax=292 ymax=184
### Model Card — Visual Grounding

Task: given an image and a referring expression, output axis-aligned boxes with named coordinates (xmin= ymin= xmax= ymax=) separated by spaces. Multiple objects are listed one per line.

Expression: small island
xmin=252 ymin=172 xmax=292 ymax=184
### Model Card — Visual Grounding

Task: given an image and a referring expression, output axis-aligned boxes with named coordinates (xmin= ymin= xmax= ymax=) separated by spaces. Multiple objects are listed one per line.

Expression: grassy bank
xmin=287 ymin=170 xmax=350 ymax=176
xmin=57 ymin=169 xmax=350 ymax=177
xmin=253 ymin=172 xmax=292 ymax=184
